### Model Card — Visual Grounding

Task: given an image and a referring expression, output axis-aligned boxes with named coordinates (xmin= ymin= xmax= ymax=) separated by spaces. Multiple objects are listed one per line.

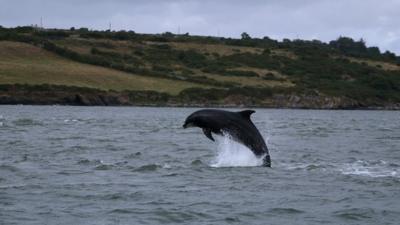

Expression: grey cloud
xmin=0 ymin=0 xmax=399 ymax=53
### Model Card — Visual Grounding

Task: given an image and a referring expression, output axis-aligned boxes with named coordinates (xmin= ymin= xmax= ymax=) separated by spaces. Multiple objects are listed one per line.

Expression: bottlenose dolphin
xmin=183 ymin=109 xmax=271 ymax=167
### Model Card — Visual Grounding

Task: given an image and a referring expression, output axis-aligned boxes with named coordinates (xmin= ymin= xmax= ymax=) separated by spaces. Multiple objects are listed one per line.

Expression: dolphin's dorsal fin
xmin=202 ymin=128 xmax=215 ymax=141
xmin=237 ymin=110 xmax=255 ymax=119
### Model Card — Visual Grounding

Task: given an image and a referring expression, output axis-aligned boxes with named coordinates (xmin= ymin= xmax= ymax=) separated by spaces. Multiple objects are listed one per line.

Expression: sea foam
xmin=340 ymin=160 xmax=399 ymax=178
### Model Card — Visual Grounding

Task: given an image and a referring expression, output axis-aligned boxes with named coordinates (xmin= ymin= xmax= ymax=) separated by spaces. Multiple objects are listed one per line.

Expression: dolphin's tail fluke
xmin=263 ymin=155 xmax=271 ymax=167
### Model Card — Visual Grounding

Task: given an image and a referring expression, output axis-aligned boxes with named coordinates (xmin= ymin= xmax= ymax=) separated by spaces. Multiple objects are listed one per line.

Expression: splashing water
xmin=340 ymin=160 xmax=399 ymax=178
xmin=210 ymin=133 xmax=264 ymax=167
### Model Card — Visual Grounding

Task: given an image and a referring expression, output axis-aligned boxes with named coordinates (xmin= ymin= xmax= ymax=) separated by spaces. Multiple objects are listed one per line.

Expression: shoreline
xmin=1 ymin=104 xmax=399 ymax=111
xmin=1 ymin=99 xmax=399 ymax=111
xmin=1 ymin=84 xmax=399 ymax=110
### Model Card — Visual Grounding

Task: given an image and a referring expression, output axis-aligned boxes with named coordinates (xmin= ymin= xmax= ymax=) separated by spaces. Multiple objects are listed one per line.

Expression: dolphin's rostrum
xmin=183 ymin=109 xmax=271 ymax=167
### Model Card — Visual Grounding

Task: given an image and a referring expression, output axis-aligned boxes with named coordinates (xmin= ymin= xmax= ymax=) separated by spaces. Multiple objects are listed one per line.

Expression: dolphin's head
xmin=183 ymin=109 xmax=222 ymax=129
xmin=183 ymin=115 xmax=197 ymax=128
xmin=183 ymin=111 xmax=205 ymax=129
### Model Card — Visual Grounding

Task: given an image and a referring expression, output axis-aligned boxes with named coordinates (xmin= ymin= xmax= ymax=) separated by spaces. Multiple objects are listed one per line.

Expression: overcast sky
xmin=1 ymin=0 xmax=399 ymax=54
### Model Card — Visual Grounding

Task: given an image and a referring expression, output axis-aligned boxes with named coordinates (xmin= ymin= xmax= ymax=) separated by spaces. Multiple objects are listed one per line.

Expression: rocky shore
xmin=0 ymin=84 xmax=399 ymax=110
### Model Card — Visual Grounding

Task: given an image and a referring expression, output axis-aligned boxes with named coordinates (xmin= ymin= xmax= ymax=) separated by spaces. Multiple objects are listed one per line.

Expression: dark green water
xmin=0 ymin=106 xmax=399 ymax=225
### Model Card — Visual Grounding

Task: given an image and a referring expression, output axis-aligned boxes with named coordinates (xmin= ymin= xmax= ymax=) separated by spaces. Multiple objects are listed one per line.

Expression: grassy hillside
xmin=0 ymin=41 xmax=206 ymax=95
xmin=49 ymin=37 xmax=294 ymax=88
xmin=0 ymin=26 xmax=399 ymax=108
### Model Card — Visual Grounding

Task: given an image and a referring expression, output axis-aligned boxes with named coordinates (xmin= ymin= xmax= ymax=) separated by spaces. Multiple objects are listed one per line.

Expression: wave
xmin=12 ymin=118 xmax=43 ymax=126
xmin=333 ymin=208 xmax=374 ymax=220
xmin=339 ymin=160 xmax=399 ymax=178
xmin=63 ymin=119 xmax=79 ymax=123
xmin=268 ymin=207 xmax=305 ymax=214
xmin=132 ymin=164 xmax=161 ymax=172
xmin=94 ymin=164 xmax=115 ymax=171
xmin=210 ymin=134 xmax=264 ymax=167
xmin=203 ymin=134 xmax=398 ymax=177
xmin=0 ymin=164 xmax=20 ymax=172
xmin=282 ymin=162 xmax=333 ymax=171
xmin=282 ymin=159 xmax=399 ymax=178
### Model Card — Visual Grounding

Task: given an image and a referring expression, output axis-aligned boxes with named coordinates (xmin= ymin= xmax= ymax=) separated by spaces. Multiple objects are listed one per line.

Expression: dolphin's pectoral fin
xmin=202 ymin=128 xmax=215 ymax=141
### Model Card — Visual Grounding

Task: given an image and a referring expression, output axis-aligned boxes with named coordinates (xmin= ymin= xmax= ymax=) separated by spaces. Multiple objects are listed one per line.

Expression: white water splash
xmin=340 ymin=160 xmax=399 ymax=178
xmin=281 ymin=160 xmax=399 ymax=178
xmin=210 ymin=134 xmax=264 ymax=167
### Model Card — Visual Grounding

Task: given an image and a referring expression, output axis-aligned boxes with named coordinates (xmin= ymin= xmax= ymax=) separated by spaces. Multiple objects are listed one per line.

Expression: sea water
xmin=0 ymin=106 xmax=399 ymax=225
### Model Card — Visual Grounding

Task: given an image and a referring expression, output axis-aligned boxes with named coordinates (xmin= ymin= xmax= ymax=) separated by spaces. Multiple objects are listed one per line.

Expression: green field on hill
xmin=0 ymin=26 xmax=399 ymax=107
xmin=0 ymin=41 xmax=207 ymax=95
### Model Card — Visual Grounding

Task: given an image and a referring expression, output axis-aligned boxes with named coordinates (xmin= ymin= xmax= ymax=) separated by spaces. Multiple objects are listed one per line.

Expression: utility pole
xmin=178 ymin=26 xmax=180 ymax=35
xmin=40 ymin=17 xmax=43 ymax=29
xmin=109 ymin=22 xmax=111 ymax=31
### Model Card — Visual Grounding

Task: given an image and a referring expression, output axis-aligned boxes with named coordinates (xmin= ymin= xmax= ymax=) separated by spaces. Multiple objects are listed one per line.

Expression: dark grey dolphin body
xmin=183 ymin=109 xmax=271 ymax=167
